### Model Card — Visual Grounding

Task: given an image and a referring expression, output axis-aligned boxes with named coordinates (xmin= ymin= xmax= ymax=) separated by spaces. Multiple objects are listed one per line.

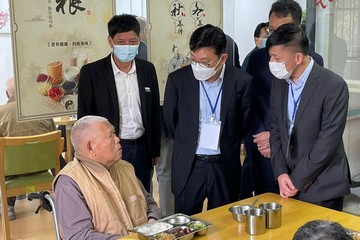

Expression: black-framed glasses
xmin=186 ymin=52 xmax=217 ymax=69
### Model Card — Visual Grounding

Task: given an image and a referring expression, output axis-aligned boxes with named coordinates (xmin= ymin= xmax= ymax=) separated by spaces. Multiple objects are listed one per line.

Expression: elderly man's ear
xmin=87 ymin=141 xmax=94 ymax=154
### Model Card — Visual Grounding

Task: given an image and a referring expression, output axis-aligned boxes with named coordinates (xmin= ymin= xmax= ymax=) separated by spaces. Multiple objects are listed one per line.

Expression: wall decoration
xmin=10 ymin=0 xmax=115 ymax=120
xmin=148 ymin=0 xmax=223 ymax=103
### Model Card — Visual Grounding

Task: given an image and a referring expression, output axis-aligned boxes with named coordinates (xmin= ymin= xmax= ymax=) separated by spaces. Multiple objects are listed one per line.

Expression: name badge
xmin=145 ymin=87 xmax=151 ymax=92
xmin=198 ymin=121 xmax=221 ymax=150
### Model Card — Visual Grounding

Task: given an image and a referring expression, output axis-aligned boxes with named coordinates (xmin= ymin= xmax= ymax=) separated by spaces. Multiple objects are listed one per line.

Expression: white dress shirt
xmin=111 ymin=55 xmax=144 ymax=140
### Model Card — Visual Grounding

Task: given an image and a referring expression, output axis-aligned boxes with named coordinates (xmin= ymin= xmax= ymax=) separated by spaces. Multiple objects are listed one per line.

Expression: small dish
xmin=167 ymin=215 xmax=190 ymax=225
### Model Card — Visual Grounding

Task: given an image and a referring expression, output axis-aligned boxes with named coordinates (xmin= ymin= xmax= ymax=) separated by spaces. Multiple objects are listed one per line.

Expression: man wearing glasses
xmin=163 ymin=24 xmax=252 ymax=215
xmin=245 ymin=0 xmax=324 ymax=197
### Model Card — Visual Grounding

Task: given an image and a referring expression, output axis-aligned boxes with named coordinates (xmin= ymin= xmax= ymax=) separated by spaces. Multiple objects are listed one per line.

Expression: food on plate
xmin=187 ymin=220 xmax=206 ymax=230
xmin=153 ymin=233 xmax=175 ymax=240
xmin=136 ymin=222 xmax=173 ymax=236
xmin=36 ymin=73 xmax=49 ymax=82
xmin=36 ymin=82 xmax=52 ymax=96
xmin=169 ymin=226 xmax=193 ymax=237
xmin=48 ymin=87 xmax=64 ymax=102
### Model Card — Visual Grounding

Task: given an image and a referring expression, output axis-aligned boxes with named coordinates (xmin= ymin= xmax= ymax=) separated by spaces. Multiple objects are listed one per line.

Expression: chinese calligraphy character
xmin=56 ymin=0 xmax=85 ymax=15
xmin=176 ymin=20 xmax=184 ymax=35
xmin=315 ymin=0 xmax=334 ymax=9
xmin=69 ymin=0 xmax=85 ymax=15
xmin=56 ymin=0 xmax=66 ymax=14
xmin=170 ymin=2 xmax=184 ymax=17
xmin=192 ymin=2 xmax=204 ymax=16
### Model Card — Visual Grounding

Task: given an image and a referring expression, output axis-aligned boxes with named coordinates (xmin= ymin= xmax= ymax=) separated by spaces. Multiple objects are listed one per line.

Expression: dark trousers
xmin=121 ymin=142 xmax=152 ymax=192
xmin=293 ymin=196 xmax=344 ymax=212
xmin=175 ymin=156 xmax=229 ymax=215
xmin=251 ymin=141 xmax=279 ymax=195
xmin=315 ymin=196 xmax=344 ymax=211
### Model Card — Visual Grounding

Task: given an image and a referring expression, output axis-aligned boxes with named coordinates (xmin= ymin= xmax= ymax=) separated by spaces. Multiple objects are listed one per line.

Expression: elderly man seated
xmin=53 ymin=115 xmax=161 ymax=239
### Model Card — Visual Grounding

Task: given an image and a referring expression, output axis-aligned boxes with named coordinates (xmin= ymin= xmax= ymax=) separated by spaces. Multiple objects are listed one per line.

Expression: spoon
xmin=249 ymin=198 xmax=259 ymax=209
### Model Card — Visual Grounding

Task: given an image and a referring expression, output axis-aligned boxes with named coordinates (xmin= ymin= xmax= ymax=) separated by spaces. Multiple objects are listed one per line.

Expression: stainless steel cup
xmin=244 ymin=208 xmax=266 ymax=235
xmin=259 ymin=202 xmax=282 ymax=229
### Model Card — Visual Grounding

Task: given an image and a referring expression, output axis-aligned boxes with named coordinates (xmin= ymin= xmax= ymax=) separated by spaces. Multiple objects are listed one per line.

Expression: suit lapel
xmin=135 ymin=60 xmax=147 ymax=123
xmin=104 ymin=54 xmax=119 ymax=108
xmin=292 ymin=63 xmax=320 ymax=133
xmin=220 ymin=66 xmax=235 ymax=135
xmin=279 ymin=80 xmax=289 ymax=142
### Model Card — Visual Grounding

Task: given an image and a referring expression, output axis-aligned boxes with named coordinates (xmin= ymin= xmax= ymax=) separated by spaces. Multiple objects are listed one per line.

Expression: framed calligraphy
xmin=10 ymin=0 xmax=115 ymax=120
xmin=147 ymin=0 xmax=223 ymax=103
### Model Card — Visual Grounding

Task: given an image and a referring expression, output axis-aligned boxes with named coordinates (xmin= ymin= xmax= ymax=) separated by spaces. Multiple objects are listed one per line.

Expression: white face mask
xmin=191 ymin=57 xmax=222 ymax=81
xmin=269 ymin=55 xmax=297 ymax=79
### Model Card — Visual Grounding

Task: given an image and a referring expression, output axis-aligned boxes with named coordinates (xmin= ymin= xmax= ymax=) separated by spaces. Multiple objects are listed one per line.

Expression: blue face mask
xmin=113 ymin=45 xmax=139 ymax=63
xmin=261 ymin=38 xmax=267 ymax=48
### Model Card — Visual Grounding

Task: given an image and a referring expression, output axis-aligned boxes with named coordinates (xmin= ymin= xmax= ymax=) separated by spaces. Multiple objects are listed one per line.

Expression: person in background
xmin=293 ymin=220 xmax=352 ymax=240
xmin=53 ymin=116 xmax=161 ymax=239
xmin=77 ymin=14 xmax=161 ymax=193
xmin=0 ymin=77 xmax=66 ymax=220
xmin=268 ymin=23 xmax=350 ymax=211
xmin=239 ymin=21 xmax=268 ymax=199
xmin=241 ymin=22 xmax=268 ymax=71
xmin=225 ymin=34 xmax=241 ymax=68
xmin=135 ymin=16 xmax=148 ymax=61
xmin=245 ymin=0 xmax=324 ymax=197
xmin=163 ymin=24 xmax=252 ymax=215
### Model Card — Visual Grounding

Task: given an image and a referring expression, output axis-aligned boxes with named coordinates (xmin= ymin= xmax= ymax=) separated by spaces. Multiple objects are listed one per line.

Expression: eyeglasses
xmin=186 ymin=52 xmax=218 ymax=69
xmin=265 ymin=27 xmax=275 ymax=36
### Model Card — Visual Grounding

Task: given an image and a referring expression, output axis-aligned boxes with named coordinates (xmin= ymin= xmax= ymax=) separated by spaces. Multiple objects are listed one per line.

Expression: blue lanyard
xmin=290 ymin=84 xmax=303 ymax=122
xmin=200 ymin=81 xmax=222 ymax=120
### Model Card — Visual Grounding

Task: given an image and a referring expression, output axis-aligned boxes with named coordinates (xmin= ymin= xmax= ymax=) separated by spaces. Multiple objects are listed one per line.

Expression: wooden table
xmin=126 ymin=193 xmax=360 ymax=239
xmin=54 ymin=116 xmax=77 ymax=162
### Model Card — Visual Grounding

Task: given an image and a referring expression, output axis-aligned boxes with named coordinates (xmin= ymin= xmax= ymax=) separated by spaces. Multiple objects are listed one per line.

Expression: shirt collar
xmin=110 ymin=53 xmax=136 ymax=76
xmin=204 ymin=64 xmax=226 ymax=86
xmin=285 ymin=57 xmax=314 ymax=90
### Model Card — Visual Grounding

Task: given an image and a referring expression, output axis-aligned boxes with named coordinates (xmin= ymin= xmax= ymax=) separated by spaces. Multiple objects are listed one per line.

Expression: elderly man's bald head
xmin=6 ymin=77 xmax=15 ymax=98
xmin=71 ymin=116 xmax=110 ymax=153
xmin=71 ymin=115 xmax=121 ymax=168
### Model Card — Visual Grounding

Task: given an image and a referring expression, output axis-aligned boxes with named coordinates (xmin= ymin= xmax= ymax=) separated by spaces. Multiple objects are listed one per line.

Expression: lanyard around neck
xmin=290 ymin=83 xmax=303 ymax=123
xmin=200 ymin=81 xmax=223 ymax=119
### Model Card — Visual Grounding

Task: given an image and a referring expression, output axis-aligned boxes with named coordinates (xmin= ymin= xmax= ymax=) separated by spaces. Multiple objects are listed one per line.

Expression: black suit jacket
xmin=270 ymin=62 xmax=350 ymax=202
xmin=77 ymin=54 xmax=161 ymax=158
xmin=163 ymin=65 xmax=252 ymax=198
xmin=246 ymin=48 xmax=324 ymax=134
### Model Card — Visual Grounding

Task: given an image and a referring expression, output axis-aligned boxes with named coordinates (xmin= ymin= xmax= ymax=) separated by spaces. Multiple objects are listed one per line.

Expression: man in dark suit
xmin=163 ymin=24 xmax=252 ymax=215
xmin=246 ymin=0 xmax=324 ymax=196
xmin=77 ymin=14 xmax=161 ymax=193
xmin=268 ymin=23 xmax=350 ymax=211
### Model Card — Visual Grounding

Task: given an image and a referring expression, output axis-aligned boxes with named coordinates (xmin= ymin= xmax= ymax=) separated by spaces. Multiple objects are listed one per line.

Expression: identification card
xmin=198 ymin=121 xmax=221 ymax=150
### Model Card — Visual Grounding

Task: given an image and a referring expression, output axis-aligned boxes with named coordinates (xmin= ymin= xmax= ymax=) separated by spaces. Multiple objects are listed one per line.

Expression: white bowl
xmin=64 ymin=66 xmax=80 ymax=82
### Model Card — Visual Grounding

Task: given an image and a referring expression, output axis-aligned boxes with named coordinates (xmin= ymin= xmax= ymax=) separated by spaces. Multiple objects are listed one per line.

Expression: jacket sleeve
xmin=54 ymin=175 xmax=121 ymax=240
xmin=290 ymin=79 xmax=349 ymax=192
xmin=149 ymin=64 xmax=161 ymax=158
xmin=270 ymin=80 xmax=289 ymax=179
xmin=137 ymin=179 xmax=161 ymax=220
xmin=77 ymin=64 xmax=93 ymax=119
xmin=162 ymin=74 xmax=178 ymax=139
